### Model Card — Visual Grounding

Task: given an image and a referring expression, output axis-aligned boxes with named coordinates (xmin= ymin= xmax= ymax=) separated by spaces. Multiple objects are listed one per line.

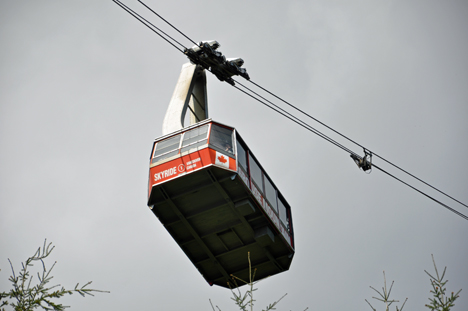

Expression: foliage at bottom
xmin=366 ymin=255 xmax=461 ymax=311
xmin=0 ymin=240 xmax=108 ymax=311
xmin=209 ymin=252 xmax=308 ymax=311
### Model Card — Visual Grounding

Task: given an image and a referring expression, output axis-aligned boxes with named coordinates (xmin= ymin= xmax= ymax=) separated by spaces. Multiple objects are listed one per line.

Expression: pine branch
xmin=0 ymin=240 xmax=109 ymax=311
xmin=366 ymin=271 xmax=407 ymax=311
xmin=424 ymin=255 xmax=461 ymax=311
xmin=211 ymin=252 xmax=307 ymax=311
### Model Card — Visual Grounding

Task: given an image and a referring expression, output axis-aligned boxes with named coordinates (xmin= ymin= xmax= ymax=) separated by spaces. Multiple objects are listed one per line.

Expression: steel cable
xmin=112 ymin=0 xmax=468 ymax=220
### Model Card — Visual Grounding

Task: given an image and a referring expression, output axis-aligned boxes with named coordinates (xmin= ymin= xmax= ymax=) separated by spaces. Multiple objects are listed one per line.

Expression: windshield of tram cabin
xmin=209 ymin=124 xmax=234 ymax=155
xmin=180 ymin=124 xmax=209 ymax=154
xmin=151 ymin=124 xmax=209 ymax=164
xmin=152 ymin=135 xmax=180 ymax=164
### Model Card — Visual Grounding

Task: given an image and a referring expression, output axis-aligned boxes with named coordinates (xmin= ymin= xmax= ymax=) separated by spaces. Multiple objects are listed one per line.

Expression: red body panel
xmin=148 ymin=148 xmax=236 ymax=197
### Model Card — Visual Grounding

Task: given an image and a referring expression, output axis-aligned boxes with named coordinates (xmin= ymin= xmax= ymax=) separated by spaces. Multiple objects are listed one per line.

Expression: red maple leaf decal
xmin=217 ymin=155 xmax=227 ymax=163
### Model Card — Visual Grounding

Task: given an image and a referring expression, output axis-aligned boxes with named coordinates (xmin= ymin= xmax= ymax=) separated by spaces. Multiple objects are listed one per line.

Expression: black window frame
xmin=208 ymin=124 xmax=235 ymax=155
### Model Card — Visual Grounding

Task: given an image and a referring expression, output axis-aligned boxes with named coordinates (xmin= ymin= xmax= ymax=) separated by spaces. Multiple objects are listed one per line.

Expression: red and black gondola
xmin=147 ymin=119 xmax=294 ymax=288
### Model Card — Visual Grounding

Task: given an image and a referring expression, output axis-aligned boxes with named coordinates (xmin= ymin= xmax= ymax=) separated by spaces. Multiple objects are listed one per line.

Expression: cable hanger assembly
xmin=112 ymin=0 xmax=468 ymax=221
xmin=351 ymin=149 xmax=373 ymax=173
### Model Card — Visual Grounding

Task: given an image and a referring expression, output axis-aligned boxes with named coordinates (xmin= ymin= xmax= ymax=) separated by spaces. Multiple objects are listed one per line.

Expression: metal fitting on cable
xmin=184 ymin=40 xmax=250 ymax=85
xmin=350 ymin=149 xmax=372 ymax=172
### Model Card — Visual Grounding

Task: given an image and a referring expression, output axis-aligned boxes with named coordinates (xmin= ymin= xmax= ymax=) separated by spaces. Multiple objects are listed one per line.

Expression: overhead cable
xmin=247 ymin=79 xmax=468 ymax=210
xmin=137 ymin=0 xmax=198 ymax=47
xmin=112 ymin=0 xmax=186 ymax=53
xmin=232 ymin=80 xmax=358 ymax=156
xmin=373 ymin=164 xmax=468 ymax=221
xmin=112 ymin=0 xmax=468 ymax=220
xmin=234 ymin=81 xmax=468 ymax=221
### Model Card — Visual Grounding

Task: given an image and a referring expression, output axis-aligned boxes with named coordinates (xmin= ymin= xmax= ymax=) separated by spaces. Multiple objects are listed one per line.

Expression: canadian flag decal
xmin=218 ymin=155 xmax=227 ymax=163
xmin=215 ymin=151 xmax=230 ymax=168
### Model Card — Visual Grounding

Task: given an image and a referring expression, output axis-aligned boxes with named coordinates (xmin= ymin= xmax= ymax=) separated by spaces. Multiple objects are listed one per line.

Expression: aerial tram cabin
xmin=147 ymin=54 xmax=294 ymax=288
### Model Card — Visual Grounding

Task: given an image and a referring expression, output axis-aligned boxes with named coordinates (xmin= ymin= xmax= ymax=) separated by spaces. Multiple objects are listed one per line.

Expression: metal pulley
xmin=184 ymin=40 xmax=250 ymax=85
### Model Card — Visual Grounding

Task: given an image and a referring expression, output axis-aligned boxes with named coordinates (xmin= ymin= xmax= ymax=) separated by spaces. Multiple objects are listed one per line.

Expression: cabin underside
xmin=147 ymin=165 xmax=294 ymax=288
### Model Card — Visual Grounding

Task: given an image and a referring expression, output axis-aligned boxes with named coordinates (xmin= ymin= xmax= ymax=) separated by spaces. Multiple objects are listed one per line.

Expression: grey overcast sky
xmin=1 ymin=0 xmax=467 ymax=310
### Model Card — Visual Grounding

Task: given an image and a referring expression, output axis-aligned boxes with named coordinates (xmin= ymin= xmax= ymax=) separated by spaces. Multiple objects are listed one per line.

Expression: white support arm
xmin=162 ymin=63 xmax=208 ymax=135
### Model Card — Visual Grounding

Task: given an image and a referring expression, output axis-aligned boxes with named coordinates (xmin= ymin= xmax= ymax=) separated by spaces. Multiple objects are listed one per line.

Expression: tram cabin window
xmin=152 ymin=135 xmax=181 ymax=164
xmin=249 ymin=154 xmax=263 ymax=191
xmin=236 ymin=139 xmax=248 ymax=172
xmin=264 ymin=176 xmax=278 ymax=213
xmin=180 ymin=124 xmax=209 ymax=154
xmin=278 ymin=197 xmax=289 ymax=230
xmin=209 ymin=124 xmax=234 ymax=154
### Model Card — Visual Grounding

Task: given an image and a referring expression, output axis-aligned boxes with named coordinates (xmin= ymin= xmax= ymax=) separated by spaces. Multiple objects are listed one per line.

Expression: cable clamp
xmin=184 ymin=40 xmax=250 ymax=85
xmin=350 ymin=149 xmax=372 ymax=172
